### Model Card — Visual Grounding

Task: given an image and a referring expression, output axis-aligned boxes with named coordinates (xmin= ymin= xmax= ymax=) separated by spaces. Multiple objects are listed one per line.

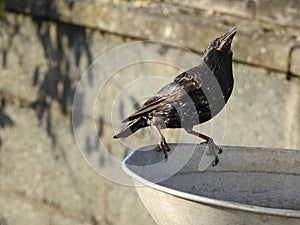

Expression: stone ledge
xmin=5 ymin=0 xmax=300 ymax=74
xmin=167 ymin=0 xmax=300 ymax=28
xmin=290 ymin=46 xmax=300 ymax=78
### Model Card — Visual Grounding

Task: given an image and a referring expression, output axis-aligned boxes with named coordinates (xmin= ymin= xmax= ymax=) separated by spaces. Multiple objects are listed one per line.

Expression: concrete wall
xmin=0 ymin=1 xmax=300 ymax=225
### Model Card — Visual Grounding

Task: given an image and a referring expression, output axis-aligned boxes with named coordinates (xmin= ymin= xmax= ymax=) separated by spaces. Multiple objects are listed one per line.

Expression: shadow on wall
xmin=0 ymin=98 xmax=14 ymax=148
xmin=1 ymin=5 xmax=94 ymax=156
xmin=31 ymin=17 xmax=93 ymax=146
xmin=2 ymin=6 xmax=97 ymax=204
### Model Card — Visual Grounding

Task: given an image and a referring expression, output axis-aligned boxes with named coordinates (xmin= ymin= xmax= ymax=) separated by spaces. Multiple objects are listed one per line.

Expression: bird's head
xmin=203 ymin=27 xmax=237 ymax=65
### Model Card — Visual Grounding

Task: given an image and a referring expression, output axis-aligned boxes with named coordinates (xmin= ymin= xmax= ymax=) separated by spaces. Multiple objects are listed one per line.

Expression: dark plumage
xmin=114 ymin=27 xmax=237 ymax=166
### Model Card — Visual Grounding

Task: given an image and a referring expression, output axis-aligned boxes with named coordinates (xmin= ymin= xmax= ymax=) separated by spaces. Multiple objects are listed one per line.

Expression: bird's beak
xmin=217 ymin=26 xmax=237 ymax=51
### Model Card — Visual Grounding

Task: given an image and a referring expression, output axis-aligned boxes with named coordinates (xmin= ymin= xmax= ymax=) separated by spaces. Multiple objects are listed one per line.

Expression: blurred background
xmin=0 ymin=0 xmax=300 ymax=224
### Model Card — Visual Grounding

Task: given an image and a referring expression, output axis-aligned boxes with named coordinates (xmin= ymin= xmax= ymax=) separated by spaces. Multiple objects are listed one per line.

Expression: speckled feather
xmin=114 ymin=27 xmax=236 ymax=138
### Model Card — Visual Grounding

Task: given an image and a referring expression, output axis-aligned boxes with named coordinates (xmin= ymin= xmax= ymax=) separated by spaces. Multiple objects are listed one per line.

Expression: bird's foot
xmin=212 ymin=154 xmax=219 ymax=167
xmin=155 ymin=138 xmax=170 ymax=160
xmin=218 ymin=148 xmax=223 ymax=154
xmin=206 ymin=139 xmax=222 ymax=166
xmin=202 ymin=139 xmax=222 ymax=155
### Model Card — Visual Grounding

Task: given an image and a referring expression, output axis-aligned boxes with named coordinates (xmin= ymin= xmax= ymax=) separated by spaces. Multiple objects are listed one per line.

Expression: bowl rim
xmin=122 ymin=144 xmax=300 ymax=218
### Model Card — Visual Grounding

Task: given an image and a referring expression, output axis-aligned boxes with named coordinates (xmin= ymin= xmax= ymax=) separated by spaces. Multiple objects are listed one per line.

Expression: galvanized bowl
xmin=122 ymin=144 xmax=300 ymax=225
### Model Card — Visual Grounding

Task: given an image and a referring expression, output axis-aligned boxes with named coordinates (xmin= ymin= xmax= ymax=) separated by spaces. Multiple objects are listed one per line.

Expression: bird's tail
xmin=113 ymin=117 xmax=148 ymax=139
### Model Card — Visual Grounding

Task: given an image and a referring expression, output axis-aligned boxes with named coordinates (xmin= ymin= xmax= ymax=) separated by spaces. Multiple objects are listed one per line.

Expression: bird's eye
xmin=212 ymin=40 xmax=219 ymax=49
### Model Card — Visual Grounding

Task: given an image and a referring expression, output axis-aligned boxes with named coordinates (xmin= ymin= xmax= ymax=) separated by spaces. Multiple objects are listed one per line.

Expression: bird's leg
xmin=185 ymin=128 xmax=222 ymax=166
xmin=153 ymin=125 xmax=170 ymax=160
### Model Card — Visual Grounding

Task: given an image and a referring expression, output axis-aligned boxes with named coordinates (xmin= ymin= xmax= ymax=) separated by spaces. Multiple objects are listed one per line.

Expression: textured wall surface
xmin=1 ymin=1 xmax=300 ymax=225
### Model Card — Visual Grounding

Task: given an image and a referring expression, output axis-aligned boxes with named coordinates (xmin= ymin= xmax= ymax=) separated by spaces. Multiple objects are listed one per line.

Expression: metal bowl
xmin=122 ymin=144 xmax=300 ymax=225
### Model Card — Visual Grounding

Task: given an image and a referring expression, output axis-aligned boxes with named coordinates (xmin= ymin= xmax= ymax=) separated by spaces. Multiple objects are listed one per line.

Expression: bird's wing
xmin=173 ymin=71 xmax=203 ymax=92
xmin=122 ymin=94 xmax=171 ymax=122
xmin=122 ymin=70 xmax=203 ymax=123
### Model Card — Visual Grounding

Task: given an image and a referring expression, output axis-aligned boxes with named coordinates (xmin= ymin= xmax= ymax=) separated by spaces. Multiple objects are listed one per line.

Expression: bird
xmin=113 ymin=27 xmax=237 ymax=166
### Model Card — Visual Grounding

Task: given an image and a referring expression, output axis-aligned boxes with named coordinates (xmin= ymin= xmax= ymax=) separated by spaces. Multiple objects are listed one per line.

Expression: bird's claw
xmin=204 ymin=139 xmax=222 ymax=154
xmin=218 ymin=147 xmax=223 ymax=154
xmin=155 ymin=145 xmax=162 ymax=152
xmin=205 ymin=139 xmax=222 ymax=166
xmin=155 ymin=143 xmax=170 ymax=152
xmin=201 ymin=140 xmax=222 ymax=154
xmin=211 ymin=155 xmax=219 ymax=166
xmin=155 ymin=140 xmax=170 ymax=160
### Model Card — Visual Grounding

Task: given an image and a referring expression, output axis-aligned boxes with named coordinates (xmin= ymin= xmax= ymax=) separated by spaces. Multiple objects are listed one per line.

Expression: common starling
xmin=114 ymin=27 xmax=237 ymax=166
